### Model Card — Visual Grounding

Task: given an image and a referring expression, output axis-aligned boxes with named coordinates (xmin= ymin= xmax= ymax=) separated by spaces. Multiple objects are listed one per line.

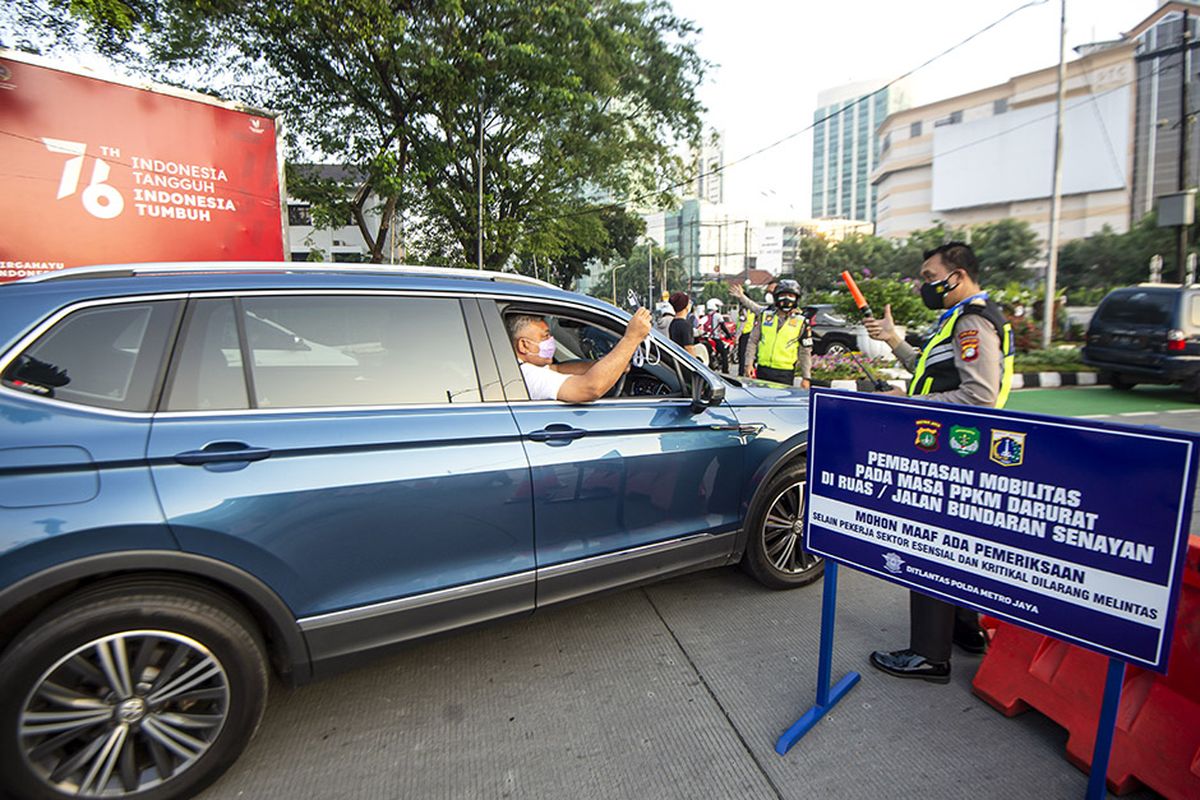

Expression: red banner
xmin=0 ymin=55 xmax=285 ymax=281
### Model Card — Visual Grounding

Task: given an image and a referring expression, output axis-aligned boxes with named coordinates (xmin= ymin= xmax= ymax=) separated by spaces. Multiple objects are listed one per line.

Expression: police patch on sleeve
xmin=958 ymin=329 xmax=980 ymax=362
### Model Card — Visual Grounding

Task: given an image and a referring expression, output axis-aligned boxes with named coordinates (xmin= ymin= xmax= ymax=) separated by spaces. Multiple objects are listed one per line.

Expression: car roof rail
xmin=13 ymin=262 xmax=560 ymax=291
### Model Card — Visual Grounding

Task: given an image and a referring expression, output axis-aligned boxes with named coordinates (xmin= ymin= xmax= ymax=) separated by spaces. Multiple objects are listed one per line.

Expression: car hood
xmin=720 ymin=377 xmax=811 ymax=406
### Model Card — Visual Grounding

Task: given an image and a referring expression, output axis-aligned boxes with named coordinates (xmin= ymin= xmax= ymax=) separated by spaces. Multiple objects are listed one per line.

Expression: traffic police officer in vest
xmin=731 ymin=280 xmax=777 ymax=377
xmin=863 ymin=241 xmax=1015 ymax=683
xmin=743 ymin=279 xmax=812 ymax=388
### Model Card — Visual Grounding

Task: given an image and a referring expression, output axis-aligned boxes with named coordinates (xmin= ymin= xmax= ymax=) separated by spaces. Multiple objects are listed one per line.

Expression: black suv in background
xmin=1082 ymin=285 xmax=1200 ymax=395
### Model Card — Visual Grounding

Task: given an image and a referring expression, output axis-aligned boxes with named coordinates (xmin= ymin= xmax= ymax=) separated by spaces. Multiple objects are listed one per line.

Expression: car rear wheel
xmin=1109 ymin=373 xmax=1138 ymax=391
xmin=0 ymin=582 xmax=268 ymax=800
xmin=742 ymin=467 xmax=825 ymax=589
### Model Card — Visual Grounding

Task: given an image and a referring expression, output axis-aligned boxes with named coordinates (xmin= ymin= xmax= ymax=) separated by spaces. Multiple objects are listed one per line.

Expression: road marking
xmin=1080 ymin=414 xmax=1112 ymax=419
xmin=1167 ymin=408 xmax=1200 ymax=414
xmin=1120 ymin=411 xmax=1158 ymax=417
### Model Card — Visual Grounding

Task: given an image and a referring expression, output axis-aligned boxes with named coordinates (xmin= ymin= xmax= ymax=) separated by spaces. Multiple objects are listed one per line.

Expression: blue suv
xmin=0 ymin=264 xmax=817 ymax=800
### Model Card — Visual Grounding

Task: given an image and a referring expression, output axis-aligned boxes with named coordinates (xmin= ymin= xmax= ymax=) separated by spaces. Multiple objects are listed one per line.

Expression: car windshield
xmin=1096 ymin=292 xmax=1177 ymax=326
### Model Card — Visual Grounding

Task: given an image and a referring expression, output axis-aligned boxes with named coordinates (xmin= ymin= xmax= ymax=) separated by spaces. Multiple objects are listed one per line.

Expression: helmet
xmin=706 ymin=298 xmax=723 ymax=312
xmin=774 ymin=279 xmax=800 ymax=298
xmin=655 ymin=301 xmax=673 ymax=316
xmin=774 ymin=279 xmax=800 ymax=311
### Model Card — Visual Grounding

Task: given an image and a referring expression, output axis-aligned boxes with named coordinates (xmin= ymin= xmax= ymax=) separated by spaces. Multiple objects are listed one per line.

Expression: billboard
xmin=804 ymin=389 xmax=1198 ymax=671
xmin=931 ymin=85 xmax=1130 ymax=212
xmin=0 ymin=51 xmax=285 ymax=281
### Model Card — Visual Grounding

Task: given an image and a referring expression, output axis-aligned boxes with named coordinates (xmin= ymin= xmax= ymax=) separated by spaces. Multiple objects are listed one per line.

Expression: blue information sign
xmin=804 ymin=388 xmax=1199 ymax=671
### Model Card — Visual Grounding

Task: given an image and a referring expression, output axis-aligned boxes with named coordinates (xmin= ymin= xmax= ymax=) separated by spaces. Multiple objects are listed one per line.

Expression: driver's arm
xmin=557 ymin=308 xmax=652 ymax=403
xmin=550 ymin=361 xmax=592 ymax=375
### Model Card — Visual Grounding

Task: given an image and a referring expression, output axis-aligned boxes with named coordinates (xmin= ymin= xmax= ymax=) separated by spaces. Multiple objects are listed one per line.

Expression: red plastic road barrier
xmin=972 ymin=535 xmax=1200 ymax=798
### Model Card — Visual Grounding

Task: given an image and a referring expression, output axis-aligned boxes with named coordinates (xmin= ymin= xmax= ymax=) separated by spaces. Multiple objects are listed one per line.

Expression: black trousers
xmin=910 ymin=592 xmax=982 ymax=662
xmin=737 ymin=333 xmax=750 ymax=376
xmin=756 ymin=365 xmax=794 ymax=385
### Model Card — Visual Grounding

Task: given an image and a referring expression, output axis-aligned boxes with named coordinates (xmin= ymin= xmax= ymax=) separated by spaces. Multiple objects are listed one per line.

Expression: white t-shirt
xmin=520 ymin=361 xmax=570 ymax=401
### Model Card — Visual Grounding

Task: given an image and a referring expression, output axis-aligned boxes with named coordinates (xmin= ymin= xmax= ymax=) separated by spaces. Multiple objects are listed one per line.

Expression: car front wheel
xmin=0 ymin=581 xmax=268 ymax=800
xmin=742 ymin=467 xmax=825 ymax=589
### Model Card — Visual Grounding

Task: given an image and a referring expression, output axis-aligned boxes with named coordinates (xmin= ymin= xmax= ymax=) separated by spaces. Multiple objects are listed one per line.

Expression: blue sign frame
xmin=803 ymin=388 xmax=1198 ymax=672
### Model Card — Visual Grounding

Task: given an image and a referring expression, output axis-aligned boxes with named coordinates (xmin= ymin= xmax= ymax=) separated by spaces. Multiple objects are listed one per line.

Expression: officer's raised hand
xmin=864 ymin=304 xmax=903 ymax=349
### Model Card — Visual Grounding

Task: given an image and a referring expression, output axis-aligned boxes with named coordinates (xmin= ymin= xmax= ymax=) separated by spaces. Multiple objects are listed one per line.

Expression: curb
xmin=825 ymin=371 xmax=1099 ymax=392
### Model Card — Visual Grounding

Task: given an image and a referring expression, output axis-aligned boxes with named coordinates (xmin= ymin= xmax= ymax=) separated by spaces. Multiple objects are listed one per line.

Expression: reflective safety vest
xmin=909 ymin=299 xmax=1015 ymax=408
xmin=741 ymin=311 xmax=756 ymax=334
xmin=757 ymin=311 xmax=807 ymax=371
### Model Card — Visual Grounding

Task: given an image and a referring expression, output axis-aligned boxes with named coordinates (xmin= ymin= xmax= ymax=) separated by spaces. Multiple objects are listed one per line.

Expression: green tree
xmin=971 ymin=219 xmax=1040 ymax=283
xmin=829 ymin=277 xmax=934 ymax=329
xmin=33 ymin=0 xmax=706 ymax=267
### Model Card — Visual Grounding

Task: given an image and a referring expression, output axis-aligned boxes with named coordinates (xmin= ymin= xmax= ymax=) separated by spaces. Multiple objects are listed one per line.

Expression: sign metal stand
xmin=775 ymin=561 xmax=860 ymax=754
xmin=1086 ymin=658 xmax=1127 ymax=800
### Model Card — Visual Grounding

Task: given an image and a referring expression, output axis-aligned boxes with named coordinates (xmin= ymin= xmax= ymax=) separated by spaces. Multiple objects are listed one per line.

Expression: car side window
xmin=164 ymin=299 xmax=249 ymax=411
xmin=505 ymin=308 xmax=686 ymax=399
xmin=2 ymin=301 xmax=179 ymax=412
xmin=1190 ymin=295 xmax=1200 ymax=328
xmin=168 ymin=295 xmax=483 ymax=410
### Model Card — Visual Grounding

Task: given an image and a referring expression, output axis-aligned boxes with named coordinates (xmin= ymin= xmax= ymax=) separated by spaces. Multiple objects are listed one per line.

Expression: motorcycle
xmin=696 ymin=315 xmax=738 ymax=374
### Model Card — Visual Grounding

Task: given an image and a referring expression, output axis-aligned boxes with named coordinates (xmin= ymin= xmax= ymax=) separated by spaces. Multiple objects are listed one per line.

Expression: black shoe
xmin=953 ymin=628 xmax=989 ymax=655
xmin=868 ymin=649 xmax=951 ymax=684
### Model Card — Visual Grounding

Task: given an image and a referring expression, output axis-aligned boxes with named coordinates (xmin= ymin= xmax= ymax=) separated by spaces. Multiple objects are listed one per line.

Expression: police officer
xmin=863 ymin=241 xmax=1015 ymax=683
xmin=743 ymin=279 xmax=812 ymax=388
xmin=732 ymin=280 xmax=776 ymax=376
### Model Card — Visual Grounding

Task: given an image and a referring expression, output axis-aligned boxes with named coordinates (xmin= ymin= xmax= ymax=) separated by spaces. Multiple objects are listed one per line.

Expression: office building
xmin=871 ymin=41 xmax=1135 ymax=244
xmin=811 ymin=80 xmax=912 ymax=222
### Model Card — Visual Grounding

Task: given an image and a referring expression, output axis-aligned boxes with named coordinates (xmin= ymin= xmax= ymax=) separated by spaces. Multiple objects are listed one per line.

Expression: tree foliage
xmin=23 ymin=0 xmax=706 ymax=269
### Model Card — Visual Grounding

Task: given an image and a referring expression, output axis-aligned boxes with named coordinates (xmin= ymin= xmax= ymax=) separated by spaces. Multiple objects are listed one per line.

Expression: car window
xmin=2 ymin=301 xmax=178 ymax=412
xmin=164 ymin=299 xmax=249 ymax=411
xmin=244 ymin=295 xmax=481 ymax=408
xmin=507 ymin=309 xmax=686 ymax=399
xmin=1189 ymin=296 xmax=1200 ymax=328
xmin=167 ymin=295 xmax=483 ymax=410
xmin=1097 ymin=291 xmax=1177 ymax=326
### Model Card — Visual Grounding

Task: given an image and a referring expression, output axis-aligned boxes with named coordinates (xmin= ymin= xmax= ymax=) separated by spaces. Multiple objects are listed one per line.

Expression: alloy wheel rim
xmin=761 ymin=479 xmax=822 ymax=575
xmin=19 ymin=630 xmax=230 ymax=797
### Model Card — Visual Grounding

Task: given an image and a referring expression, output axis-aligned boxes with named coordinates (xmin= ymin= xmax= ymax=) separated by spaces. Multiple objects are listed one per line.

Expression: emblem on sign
xmin=948 ymin=425 xmax=980 ymax=457
xmin=914 ymin=419 xmax=942 ymax=452
xmin=989 ymin=429 xmax=1026 ymax=467
xmin=883 ymin=552 xmax=905 ymax=574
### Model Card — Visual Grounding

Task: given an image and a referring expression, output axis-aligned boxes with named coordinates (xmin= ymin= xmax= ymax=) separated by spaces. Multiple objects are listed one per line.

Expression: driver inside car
xmin=507 ymin=309 xmax=652 ymax=402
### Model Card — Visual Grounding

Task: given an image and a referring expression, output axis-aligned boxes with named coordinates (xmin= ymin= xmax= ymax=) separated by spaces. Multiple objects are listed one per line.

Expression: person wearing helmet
xmin=743 ymin=279 xmax=812 ymax=387
xmin=730 ymin=280 xmax=778 ymax=376
xmin=653 ymin=301 xmax=675 ymax=336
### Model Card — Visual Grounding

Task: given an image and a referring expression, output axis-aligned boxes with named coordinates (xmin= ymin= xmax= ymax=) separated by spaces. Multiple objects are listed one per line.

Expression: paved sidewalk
xmin=199 ymin=566 xmax=1159 ymax=799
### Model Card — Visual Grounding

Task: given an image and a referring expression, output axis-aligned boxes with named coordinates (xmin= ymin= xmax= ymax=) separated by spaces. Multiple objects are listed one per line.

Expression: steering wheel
xmin=608 ymin=369 xmax=628 ymax=398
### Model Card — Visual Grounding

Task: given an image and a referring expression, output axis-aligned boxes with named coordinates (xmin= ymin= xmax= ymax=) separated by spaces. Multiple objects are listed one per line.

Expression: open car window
xmin=504 ymin=306 xmax=690 ymax=400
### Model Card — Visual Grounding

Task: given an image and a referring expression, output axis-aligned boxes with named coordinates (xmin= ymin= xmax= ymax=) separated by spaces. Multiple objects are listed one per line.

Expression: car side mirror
xmin=690 ymin=370 xmax=726 ymax=413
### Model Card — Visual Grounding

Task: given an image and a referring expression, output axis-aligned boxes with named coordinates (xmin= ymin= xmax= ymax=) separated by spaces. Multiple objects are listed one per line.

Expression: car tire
xmin=816 ymin=337 xmax=854 ymax=357
xmin=1110 ymin=373 xmax=1137 ymax=391
xmin=741 ymin=466 xmax=824 ymax=589
xmin=0 ymin=581 xmax=268 ymax=800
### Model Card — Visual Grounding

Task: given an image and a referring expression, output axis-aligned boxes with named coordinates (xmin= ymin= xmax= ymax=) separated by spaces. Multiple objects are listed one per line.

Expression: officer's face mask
xmin=775 ymin=294 xmax=798 ymax=312
xmin=920 ymin=272 xmax=960 ymax=310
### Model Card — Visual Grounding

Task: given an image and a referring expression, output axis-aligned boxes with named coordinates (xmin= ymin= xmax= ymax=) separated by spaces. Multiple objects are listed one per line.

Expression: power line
xmin=526 ymin=0 xmax=1050 ymax=228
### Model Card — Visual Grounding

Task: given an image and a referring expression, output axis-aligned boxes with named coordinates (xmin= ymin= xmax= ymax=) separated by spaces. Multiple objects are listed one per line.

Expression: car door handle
xmin=174 ymin=442 xmax=273 ymax=465
xmin=527 ymin=425 xmax=587 ymax=443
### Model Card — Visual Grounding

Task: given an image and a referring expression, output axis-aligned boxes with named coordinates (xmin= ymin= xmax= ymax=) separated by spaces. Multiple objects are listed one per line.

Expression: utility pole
xmin=647 ymin=240 xmax=653 ymax=308
xmin=1042 ymin=0 xmax=1067 ymax=349
xmin=1179 ymin=8 xmax=1192 ymax=283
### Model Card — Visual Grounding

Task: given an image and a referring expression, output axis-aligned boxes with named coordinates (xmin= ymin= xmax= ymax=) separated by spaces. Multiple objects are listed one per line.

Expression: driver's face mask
xmin=523 ymin=334 xmax=555 ymax=360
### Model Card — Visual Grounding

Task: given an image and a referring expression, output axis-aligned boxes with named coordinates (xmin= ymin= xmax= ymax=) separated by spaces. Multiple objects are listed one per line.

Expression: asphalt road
xmin=196 ymin=391 xmax=1189 ymax=800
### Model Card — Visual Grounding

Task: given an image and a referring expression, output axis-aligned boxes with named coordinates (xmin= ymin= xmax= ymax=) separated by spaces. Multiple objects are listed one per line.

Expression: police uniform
xmin=744 ymin=308 xmax=813 ymax=386
xmin=890 ymin=294 xmax=1014 ymax=661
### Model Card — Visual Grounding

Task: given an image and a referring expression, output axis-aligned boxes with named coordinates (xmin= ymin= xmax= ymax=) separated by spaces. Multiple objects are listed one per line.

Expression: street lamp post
xmin=611 ymin=263 xmax=628 ymax=306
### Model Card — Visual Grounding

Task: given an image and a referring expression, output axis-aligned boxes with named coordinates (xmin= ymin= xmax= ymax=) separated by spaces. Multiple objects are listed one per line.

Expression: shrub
xmin=810 ymin=353 xmax=890 ymax=381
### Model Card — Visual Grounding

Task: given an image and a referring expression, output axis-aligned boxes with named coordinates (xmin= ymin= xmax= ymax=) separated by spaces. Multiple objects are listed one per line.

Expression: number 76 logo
xmin=42 ymin=138 xmax=125 ymax=220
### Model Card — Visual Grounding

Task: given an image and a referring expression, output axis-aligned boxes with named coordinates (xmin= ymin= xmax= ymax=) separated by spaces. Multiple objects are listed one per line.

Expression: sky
xmin=668 ymin=0 xmax=1159 ymax=220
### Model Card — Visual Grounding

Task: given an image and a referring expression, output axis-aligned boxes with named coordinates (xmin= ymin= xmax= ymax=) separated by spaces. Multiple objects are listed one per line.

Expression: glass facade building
xmin=811 ymin=82 xmax=909 ymax=222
